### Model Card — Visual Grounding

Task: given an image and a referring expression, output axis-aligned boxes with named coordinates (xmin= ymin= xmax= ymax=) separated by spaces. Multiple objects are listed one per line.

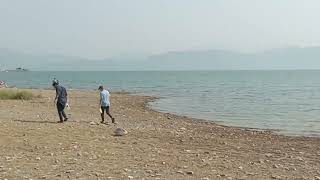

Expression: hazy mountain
xmin=0 ymin=48 xmax=148 ymax=71
xmin=1 ymin=47 xmax=320 ymax=71
xmin=144 ymin=50 xmax=249 ymax=70
xmin=144 ymin=47 xmax=320 ymax=70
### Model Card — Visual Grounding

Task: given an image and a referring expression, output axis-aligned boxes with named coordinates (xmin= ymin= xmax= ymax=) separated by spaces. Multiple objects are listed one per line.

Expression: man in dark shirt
xmin=52 ymin=79 xmax=68 ymax=123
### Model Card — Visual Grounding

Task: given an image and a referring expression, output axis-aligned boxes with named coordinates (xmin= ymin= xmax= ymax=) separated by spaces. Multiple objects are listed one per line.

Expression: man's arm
xmin=54 ymin=89 xmax=58 ymax=104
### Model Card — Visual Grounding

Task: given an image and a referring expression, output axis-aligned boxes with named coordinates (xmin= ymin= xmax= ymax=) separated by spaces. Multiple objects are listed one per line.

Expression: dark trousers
xmin=57 ymin=102 xmax=67 ymax=122
xmin=101 ymin=106 xmax=114 ymax=122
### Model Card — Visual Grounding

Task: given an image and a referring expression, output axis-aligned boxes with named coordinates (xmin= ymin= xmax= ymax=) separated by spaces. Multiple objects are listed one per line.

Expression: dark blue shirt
xmin=56 ymin=85 xmax=67 ymax=105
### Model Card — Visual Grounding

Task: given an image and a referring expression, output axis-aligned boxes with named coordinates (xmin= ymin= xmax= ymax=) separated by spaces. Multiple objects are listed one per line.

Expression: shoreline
xmin=0 ymin=89 xmax=319 ymax=179
xmin=3 ymin=87 xmax=320 ymax=139
xmin=143 ymin=94 xmax=320 ymax=141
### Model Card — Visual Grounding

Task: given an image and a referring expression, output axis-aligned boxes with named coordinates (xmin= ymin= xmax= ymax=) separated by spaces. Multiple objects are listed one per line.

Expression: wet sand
xmin=0 ymin=89 xmax=319 ymax=179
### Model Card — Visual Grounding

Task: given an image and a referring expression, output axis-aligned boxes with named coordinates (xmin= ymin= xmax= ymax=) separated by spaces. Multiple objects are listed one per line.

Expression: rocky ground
xmin=0 ymin=89 xmax=319 ymax=180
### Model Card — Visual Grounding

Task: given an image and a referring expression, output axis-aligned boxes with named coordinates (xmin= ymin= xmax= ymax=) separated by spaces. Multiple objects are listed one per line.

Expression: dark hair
xmin=52 ymin=79 xmax=59 ymax=86
xmin=98 ymin=85 xmax=103 ymax=90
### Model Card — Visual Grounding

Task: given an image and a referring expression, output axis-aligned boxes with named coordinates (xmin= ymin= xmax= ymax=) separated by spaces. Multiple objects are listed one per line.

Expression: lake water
xmin=1 ymin=70 xmax=320 ymax=137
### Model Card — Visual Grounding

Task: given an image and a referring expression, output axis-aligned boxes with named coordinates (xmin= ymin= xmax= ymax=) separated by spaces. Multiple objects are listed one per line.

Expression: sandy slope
xmin=0 ymin=89 xmax=319 ymax=180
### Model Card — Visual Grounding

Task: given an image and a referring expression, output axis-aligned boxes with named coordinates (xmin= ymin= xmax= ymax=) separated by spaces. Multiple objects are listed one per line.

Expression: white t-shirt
xmin=100 ymin=89 xmax=110 ymax=107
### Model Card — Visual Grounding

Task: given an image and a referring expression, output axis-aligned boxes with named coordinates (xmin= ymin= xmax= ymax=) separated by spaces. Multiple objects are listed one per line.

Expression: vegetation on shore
xmin=0 ymin=89 xmax=38 ymax=100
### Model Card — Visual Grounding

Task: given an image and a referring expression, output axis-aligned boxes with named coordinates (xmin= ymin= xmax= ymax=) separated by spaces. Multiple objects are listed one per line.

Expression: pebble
xmin=271 ymin=175 xmax=283 ymax=179
xmin=246 ymin=172 xmax=256 ymax=176
xmin=176 ymin=171 xmax=184 ymax=174
xmin=315 ymin=176 xmax=320 ymax=180
xmin=217 ymin=174 xmax=226 ymax=177
xmin=275 ymin=150 xmax=281 ymax=154
xmin=65 ymin=170 xmax=75 ymax=173
xmin=186 ymin=171 xmax=194 ymax=175
xmin=128 ymin=175 xmax=133 ymax=179
xmin=265 ymin=153 xmax=273 ymax=158
xmin=114 ymin=128 xmax=128 ymax=136
xmin=237 ymin=176 xmax=248 ymax=180
xmin=145 ymin=170 xmax=152 ymax=173
xmin=36 ymin=157 xmax=41 ymax=160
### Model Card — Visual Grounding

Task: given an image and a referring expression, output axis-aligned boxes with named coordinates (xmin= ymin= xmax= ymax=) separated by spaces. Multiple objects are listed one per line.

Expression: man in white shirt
xmin=98 ymin=85 xmax=115 ymax=124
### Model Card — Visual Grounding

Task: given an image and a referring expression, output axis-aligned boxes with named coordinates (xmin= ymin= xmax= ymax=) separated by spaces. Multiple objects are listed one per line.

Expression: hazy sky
xmin=1 ymin=0 xmax=320 ymax=59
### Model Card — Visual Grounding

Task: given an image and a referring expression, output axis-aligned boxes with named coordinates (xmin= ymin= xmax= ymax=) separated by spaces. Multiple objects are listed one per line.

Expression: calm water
xmin=1 ymin=70 xmax=320 ymax=137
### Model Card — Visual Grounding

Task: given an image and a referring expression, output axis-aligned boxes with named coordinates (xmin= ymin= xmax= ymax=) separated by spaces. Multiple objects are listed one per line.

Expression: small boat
xmin=4 ymin=68 xmax=30 ymax=72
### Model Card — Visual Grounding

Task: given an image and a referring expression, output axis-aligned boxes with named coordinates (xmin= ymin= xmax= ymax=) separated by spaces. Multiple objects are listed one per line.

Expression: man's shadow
xmin=13 ymin=119 xmax=58 ymax=124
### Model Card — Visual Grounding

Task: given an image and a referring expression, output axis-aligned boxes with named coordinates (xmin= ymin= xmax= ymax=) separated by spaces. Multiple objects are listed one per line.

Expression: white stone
xmin=114 ymin=128 xmax=128 ymax=136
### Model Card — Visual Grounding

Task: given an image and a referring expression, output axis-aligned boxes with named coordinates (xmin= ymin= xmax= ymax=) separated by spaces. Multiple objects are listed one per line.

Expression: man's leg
xmin=106 ymin=106 xmax=115 ymax=123
xmin=57 ymin=103 xmax=64 ymax=123
xmin=100 ymin=106 xmax=105 ymax=123
xmin=62 ymin=109 xmax=68 ymax=121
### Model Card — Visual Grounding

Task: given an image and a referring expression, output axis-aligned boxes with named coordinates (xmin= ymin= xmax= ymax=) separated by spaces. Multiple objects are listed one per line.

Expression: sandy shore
xmin=0 ymin=89 xmax=319 ymax=180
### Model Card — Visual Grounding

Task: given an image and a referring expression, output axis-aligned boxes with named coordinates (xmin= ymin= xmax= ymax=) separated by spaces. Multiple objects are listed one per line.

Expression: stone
xmin=265 ymin=153 xmax=273 ymax=158
xmin=145 ymin=170 xmax=152 ymax=173
xmin=237 ymin=176 xmax=248 ymax=180
xmin=271 ymin=175 xmax=282 ymax=179
xmin=176 ymin=171 xmax=184 ymax=174
xmin=218 ymin=174 xmax=226 ymax=177
xmin=246 ymin=172 xmax=256 ymax=176
xmin=186 ymin=171 xmax=194 ymax=175
xmin=114 ymin=128 xmax=128 ymax=136
xmin=36 ymin=157 xmax=41 ymax=160
xmin=128 ymin=176 xmax=133 ymax=179
xmin=65 ymin=170 xmax=75 ymax=173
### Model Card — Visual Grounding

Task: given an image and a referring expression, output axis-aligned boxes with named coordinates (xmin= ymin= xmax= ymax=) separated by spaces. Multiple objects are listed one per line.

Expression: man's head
xmin=52 ymin=79 xmax=59 ymax=88
xmin=98 ymin=85 xmax=104 ymax=91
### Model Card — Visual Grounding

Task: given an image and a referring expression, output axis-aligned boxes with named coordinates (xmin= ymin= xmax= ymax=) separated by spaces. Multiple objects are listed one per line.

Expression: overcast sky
xmin=0 ymin=0 xmax=320 ymax=59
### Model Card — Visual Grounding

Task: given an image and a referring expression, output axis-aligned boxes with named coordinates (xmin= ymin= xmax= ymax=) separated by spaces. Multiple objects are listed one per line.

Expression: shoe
xmin=100 ymin=120 xmax=104 ymax=124
xmin=64 ymin=118 xmax=68 ymax=122
xmin=112 ymin=118 xmax=115 ymax=123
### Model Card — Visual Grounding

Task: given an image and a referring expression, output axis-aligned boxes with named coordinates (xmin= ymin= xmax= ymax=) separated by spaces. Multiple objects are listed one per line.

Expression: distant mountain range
xmin=1 ymin=47 xmax=320 ymax=71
